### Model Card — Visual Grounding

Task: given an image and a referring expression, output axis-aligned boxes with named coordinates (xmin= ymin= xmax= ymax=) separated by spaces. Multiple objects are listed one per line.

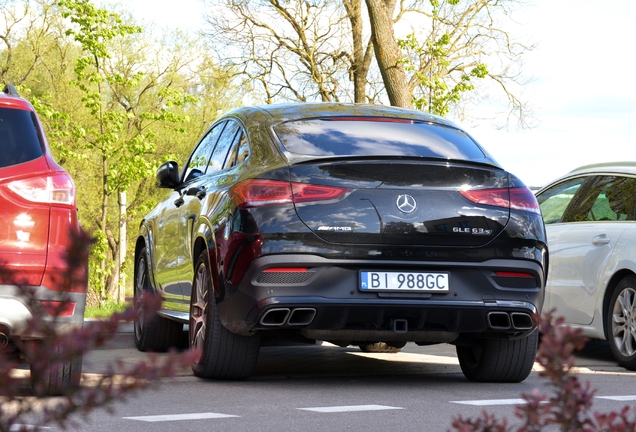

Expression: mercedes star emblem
xmin=396 ymin=194 xmax=417 ymax=214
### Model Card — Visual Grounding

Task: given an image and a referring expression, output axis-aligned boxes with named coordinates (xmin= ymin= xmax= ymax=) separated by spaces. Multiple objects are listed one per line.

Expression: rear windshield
xmin=0 ymin=107 xmax=44 ymax=169
xmin=273 ymin=117 xmax=486 ymax=161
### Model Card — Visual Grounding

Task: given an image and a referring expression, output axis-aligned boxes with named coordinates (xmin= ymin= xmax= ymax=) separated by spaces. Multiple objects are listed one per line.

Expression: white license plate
xmin=360 ymin=271 xmax=450 ymax=292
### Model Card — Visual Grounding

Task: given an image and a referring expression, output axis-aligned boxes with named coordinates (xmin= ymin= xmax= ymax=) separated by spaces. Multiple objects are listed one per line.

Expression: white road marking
xmin=123 ymin=412 xmax=239 ymax=422
xmin=10 ymin=426 xmax=50 ymax=431
xmin=596 ymin=396 xmax=636 ymax=401
xmin=450 ymin=399 xmax=527 ymax=406
xmin=299 ymin=404 xmax=404 ymax=413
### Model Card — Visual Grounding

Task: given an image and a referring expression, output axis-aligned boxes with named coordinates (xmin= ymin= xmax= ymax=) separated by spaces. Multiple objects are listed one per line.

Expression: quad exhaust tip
xmin=259 ymin=308 xmax=317 ymax=327
xmin=487 ymin=311 xmax=533 ymax=331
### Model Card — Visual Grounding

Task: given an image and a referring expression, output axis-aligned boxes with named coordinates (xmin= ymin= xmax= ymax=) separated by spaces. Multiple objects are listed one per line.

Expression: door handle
xmin=592 ymin=234 xmax=611 ymax=245
xmin=186 ymin=186 xmax=207 ymax=200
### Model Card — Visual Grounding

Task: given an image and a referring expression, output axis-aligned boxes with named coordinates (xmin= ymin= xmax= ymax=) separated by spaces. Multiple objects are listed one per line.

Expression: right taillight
xmin=459 ymin=187 xmax=540 ymax=215
xmin=6 ymin=172 xmax=75 ymax=206
xmin=231 ymin=179 xmax=348 ymax=209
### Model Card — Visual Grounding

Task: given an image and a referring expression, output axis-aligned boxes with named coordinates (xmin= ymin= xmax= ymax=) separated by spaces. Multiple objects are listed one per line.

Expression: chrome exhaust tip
xmin=287 ymin=308 xmax=316 ymax=326
xmin=487 ymin=311 xmax=511 ymax=329
xmin=511 ymin=312 xmax=534 ymax=330
xmin=259 ymin=308 xmax=291 ymax=326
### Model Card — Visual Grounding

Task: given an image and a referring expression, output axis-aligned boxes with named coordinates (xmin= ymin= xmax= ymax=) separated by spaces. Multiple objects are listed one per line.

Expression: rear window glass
xmin=273 ymin=117 xmax=486 ymax=161
xmin=0 ymin=108 xmax=44 ymax=168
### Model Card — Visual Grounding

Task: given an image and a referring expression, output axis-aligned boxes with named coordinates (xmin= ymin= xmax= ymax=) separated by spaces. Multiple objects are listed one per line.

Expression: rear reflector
xmin=458 ymin=187 xmax=540 ymax=215
xmin=494 ymin=271 xmax=534 ymax=278
xmin=40 ymin=300 xmax=76 ymax=316
xmin=264 ymin=267 xmax=309 ymax=272
xmin=231 ymin=180 xmax=348 ymax=208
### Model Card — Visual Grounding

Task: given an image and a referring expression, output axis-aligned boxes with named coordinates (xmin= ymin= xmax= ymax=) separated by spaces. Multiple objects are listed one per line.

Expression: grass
xmin=84 ymin=301 xmax=130 ymax=318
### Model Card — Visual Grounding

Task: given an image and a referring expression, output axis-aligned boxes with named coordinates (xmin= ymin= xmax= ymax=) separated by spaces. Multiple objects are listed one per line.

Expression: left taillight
xmin=231 ymin=179 xmax=349 ymax=209
xmin=6 ymin=172 xmax=75 ymax=206
xmin=459 ymin=187 xmax=541 ymax=215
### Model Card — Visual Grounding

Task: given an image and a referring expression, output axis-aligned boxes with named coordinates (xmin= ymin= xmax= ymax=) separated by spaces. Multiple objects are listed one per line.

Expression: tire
xmin=134 ymin=247 xmax=183 ymax=352
xmin=358 ymin=341 xmax=406 ymax=353
xmin=190 ymin=250 xmax=260 ymax=380
xmin=606 ymin=275 xmax=636 ymax=370
xmin=30 ymin=344 xmax=82 ymax=396
xmin=456 ymin=330 xmax=538 ymax=383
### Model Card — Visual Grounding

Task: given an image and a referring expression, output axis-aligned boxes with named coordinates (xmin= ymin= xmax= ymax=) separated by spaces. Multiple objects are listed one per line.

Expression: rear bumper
xmin=217 ymin=254 xmax=544 ymax=339
xmin=0 ymin=284 xmax=85 ymax=338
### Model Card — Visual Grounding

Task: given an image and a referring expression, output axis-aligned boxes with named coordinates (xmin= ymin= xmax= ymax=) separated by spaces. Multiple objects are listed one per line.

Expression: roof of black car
xmin=229 ymin=102 xmax=456 ymax=127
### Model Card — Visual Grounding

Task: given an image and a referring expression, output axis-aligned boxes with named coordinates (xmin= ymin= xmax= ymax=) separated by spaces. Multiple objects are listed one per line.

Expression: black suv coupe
xmin=134 ymin=103 xmax=547 ymax=382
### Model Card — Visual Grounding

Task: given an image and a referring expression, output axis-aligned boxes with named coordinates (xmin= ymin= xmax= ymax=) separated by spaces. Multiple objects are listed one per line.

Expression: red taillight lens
xmin=458 ymin=187 xmax=540 ymax=215
xmin=6 ymin=172 xmax=75 ymax=206
xmin=231 ymin=180 xmax=348 ymax=208
xmin=40 ymin=300 xmax=76 ymax=316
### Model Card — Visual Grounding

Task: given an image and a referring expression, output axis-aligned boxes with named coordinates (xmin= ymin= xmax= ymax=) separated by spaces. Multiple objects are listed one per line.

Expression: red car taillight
xmin=6 ymin=172 xmax=75 ymax=206
xmin=231 ymin=179 xmax=349 ymax=209
xmin=458 ymin=187 xmax=540 ymax=215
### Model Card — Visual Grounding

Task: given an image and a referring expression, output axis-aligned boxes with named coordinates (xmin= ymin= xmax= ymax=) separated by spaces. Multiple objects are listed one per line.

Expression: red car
xmin=0 ymin=84 xmax=86 ymax=395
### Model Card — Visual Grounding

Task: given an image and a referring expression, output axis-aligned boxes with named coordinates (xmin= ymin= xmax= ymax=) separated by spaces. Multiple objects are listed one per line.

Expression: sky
xmin=108 ymin=0 xmax=635 ymax=187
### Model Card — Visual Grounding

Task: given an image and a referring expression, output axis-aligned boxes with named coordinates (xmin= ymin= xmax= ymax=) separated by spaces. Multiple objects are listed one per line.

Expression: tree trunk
xmin=364 ymin=0 xmax=412 ymax=108
xmin=118 ymin=190 xmax=127 ymax=303
xmin=100 ymin=155 xmax=108 ymax=303
xmin=343 ymin=0 xmax=369 ymax=103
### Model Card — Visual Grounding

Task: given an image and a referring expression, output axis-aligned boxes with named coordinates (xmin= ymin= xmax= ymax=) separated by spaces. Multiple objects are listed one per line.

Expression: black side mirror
xmin=156 ymin=161 xmax=180 ymax=189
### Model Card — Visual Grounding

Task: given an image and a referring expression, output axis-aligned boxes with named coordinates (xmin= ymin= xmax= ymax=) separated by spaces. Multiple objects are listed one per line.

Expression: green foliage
xmin=399 ymin=28 xmax=489 ymax=117
xmin=84 ymin=300 xmax=129 ymax=318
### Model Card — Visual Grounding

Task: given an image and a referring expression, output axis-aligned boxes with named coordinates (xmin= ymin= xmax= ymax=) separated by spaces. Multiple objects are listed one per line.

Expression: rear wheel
xmin=606 ymin=275 xmax=636 ymax=370
xmin=358 ymin=341 xmax=406 ymax=353
xmin=29 ymin=342 xmax=82 ymax=396
xmin=190 ymin=250 xmax=260 ymax=379
xmin=134 ymin=247 xmax=182 ymax=352
xmin=456 ymin=330 xmax=538 ymax=383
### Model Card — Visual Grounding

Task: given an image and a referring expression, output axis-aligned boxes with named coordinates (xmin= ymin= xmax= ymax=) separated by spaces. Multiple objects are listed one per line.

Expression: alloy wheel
xmin=190 ymin=260 xmax=209 ymax=362
xmin=134 ymin=256 xmax=147 ymax=340
xmin=611 ymin=286 xmax=636 ymax=357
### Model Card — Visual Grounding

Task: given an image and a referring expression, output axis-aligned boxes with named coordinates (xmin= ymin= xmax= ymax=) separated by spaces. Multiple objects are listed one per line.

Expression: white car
xmin=536 ymin=161 xmax=636 ymax=369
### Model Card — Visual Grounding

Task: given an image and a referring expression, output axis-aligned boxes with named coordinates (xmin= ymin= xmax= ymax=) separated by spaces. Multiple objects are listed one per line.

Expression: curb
xmin=84 ymin=318 xmax=134 ymax=350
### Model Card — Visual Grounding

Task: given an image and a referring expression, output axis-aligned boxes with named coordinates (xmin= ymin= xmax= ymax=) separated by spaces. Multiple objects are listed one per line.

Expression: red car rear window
xmin=0 ymin=107 xmax=44 ymax=169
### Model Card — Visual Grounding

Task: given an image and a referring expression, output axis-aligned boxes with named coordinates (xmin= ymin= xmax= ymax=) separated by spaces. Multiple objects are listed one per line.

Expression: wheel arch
xmin=193 ymin=223 xmax=221 ymax=298
xmin=134 ymin=223 xmax=160 ymax=292
xmin=602 ymin=269 xmax=636 ymax=339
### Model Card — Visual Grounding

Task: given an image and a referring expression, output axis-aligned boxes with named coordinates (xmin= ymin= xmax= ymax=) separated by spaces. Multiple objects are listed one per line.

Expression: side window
xmin=223 ymin=130 xmax=250 ymax=170
xmin=207 ymin=120 xmax=240 ymax=174
xmin=536 ymin=177 xmax=587 ymax=224
xmin=183 ymin=122 xmax=225 ymax=182
xmin=572 ymin=176 xmax=636 ymax=222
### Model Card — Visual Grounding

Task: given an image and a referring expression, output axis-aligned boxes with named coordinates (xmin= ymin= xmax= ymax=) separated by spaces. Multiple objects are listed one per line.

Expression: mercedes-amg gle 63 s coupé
xmin=133 ymin=103 xmax=547 ymax=383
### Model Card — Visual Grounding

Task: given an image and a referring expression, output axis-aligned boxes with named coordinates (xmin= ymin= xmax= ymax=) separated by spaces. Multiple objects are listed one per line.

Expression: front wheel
xmin=190 ymin=250 xmax=260 ymax=379
xmin=606 ymin=275 xmax=636 ymax=370
xmin=456 ymin=330 xmax=538 ymax=383
xmin=134 ymin=247 xmax=182 ymax=352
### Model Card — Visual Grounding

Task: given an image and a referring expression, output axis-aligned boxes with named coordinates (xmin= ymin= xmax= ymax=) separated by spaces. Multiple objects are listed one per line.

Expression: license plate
xmin=360 ymin=271 xmax=450 ymax=292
